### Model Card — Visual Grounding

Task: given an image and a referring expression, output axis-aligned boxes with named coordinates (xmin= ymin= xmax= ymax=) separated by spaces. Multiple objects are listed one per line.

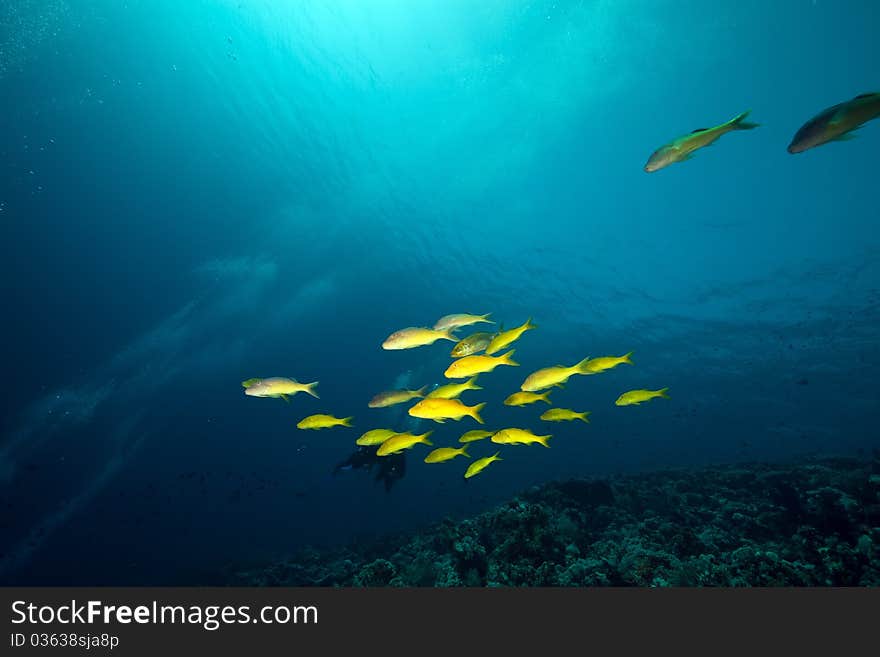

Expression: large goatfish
xmin=644 ymin=110 xmax=759 ymax=172
xmin=382 ymin=326 xmax=456 ymax=350
xmin=788 ymin=92 xmax=880 ymax=154
xmin=243 ymin=377 xmax=319 ymax=402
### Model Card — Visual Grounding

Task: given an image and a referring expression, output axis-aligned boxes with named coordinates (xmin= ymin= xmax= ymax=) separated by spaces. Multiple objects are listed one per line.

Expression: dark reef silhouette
xmin=238 ymin=453 xmax=880 ymax=586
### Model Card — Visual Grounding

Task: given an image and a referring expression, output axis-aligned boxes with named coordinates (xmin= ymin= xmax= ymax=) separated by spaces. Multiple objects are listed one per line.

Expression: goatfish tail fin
xmin=305 ymin=381 xmax=320 ymax=399
xmin=501 ymin=349 xmax=519 ymax=367
xmin=729 ymin=109 xmax=759 ymax=130
xmin=415 ymin=385 xmax=430 ymax=398
xmin=470 ymin=402 xmax=487 ymax=425
xmin=578 ymin=412 xmax=591 ymax=423
xmin=540 ymin=391 xmax=552 ymax=404
xmin=481 ymin=313 xmax=494 ymax=324
xmin=341 ymin=416 xmax=354 ymax=427
xmin=657 ymin=388 xmax=671 ymax=399
xmin=537 ymin=435 xmax=552 ymax=448
xmin=525 ymin=317 xmax=537 ymax=330
xmin=441 ymin=328 xmax=458 ymax=341
xmin=492 ymin=451 xmax=502 ymax=461
xmin=460 ymin=445 xmax=470 ymax=458
xmin=575 ymin=356 xmax=593 ymax=374
xmin=468 ymin=376 xmax=483 ymax=390
xmin=622 ymin=351 xmax=634 ymax=365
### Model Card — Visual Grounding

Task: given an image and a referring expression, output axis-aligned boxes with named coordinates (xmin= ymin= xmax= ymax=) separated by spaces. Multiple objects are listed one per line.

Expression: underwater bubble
xmin=0 ymin=0 xmax=69 ymax=79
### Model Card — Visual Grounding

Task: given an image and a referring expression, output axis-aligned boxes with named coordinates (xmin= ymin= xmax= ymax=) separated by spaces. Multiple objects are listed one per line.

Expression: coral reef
xmin=237 ymin=453 xmax=880 ymax=586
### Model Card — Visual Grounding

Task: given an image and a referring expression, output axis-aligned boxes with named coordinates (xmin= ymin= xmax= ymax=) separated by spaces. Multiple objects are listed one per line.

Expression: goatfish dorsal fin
xmin=690 ymin=127 xmax=709 ymax=133
xmin=241 ymin=378 xmax=261 ymax=388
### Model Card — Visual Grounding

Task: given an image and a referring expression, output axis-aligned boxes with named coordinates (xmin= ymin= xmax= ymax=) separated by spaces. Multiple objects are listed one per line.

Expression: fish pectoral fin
xmin=832 ymin=132 xmax=858 ymax=141
xmin=433 ymin=418 xmax=446 ymax=423
xmin=280 ymin=394 xmax=290 ymax=403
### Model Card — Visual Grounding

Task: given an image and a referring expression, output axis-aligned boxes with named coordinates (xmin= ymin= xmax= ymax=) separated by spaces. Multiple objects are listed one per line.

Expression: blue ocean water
xmin=1 ymin=0 xmax=878 ymax=585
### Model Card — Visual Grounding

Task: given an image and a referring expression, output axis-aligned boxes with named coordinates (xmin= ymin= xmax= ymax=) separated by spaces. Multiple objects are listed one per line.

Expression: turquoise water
xmin=1 ymin=0 xmax=878 ymax=584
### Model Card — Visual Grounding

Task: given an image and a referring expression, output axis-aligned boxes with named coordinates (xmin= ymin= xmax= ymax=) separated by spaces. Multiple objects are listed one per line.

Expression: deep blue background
xmin=1 ymin=0 xmax=878 ymax=584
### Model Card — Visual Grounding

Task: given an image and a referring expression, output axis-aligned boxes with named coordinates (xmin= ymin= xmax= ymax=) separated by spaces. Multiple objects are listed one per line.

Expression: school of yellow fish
xmin=242 ymin=312 xmax=670 ymax=480
xmin=235 ymin=92 xmax=880 ymax=479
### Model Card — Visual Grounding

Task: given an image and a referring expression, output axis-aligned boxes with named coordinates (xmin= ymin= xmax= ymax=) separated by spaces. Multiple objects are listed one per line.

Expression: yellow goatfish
xmin=427 ymin=376 xmax=482 ymax=399
xmin=356 ymin=428 xmax=398 ymax=446
xmin=376 ymin=430 xmax=434 ymax=456
xmin=615 ymin=388 xmax=670 ymax=406
xmin=644 ymin=110 xmax=759 ymax=172
xmin=296 ymin=414 xmax=353 ymax=430
xmin=540 ymin=408 xmax=591 ymax=423
xmin=381 ymin=326 xmax=456 ymax=350
xmin=464 ymin=451 xmax=502 ymax=478
xmin=520 ymin=357 xmax=593 ymax=392
xmin=408 ymin=398 xmax=486 ymax=424
xmin=459 ymin=430 xmax=494 ymax=443
xmin=433 ymin=313 xmax=493 ymax=332
xmin=788 ymin=92 xmax=880 ymax=154
xmin=485 ymin=318 xmax=537 ymax=355
xmin=368 ymin=386 xmax=428 ymax=408
xmin=424 ymin=445 xmax=470 ymax=464
xmin=243 ymin=377 xmax=319 ymax=402
xmin=444 ymin=350 xmax=519 ymax=379
xmin=451 ymin=332 xmax=495 ymax=358
xmin=491 ymin=428 xmax=551 ymax=448
xmin=581 ymin=352 xmax=633 ymax=374
xmin=503 ymin=391 xmax=551 ymax=407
